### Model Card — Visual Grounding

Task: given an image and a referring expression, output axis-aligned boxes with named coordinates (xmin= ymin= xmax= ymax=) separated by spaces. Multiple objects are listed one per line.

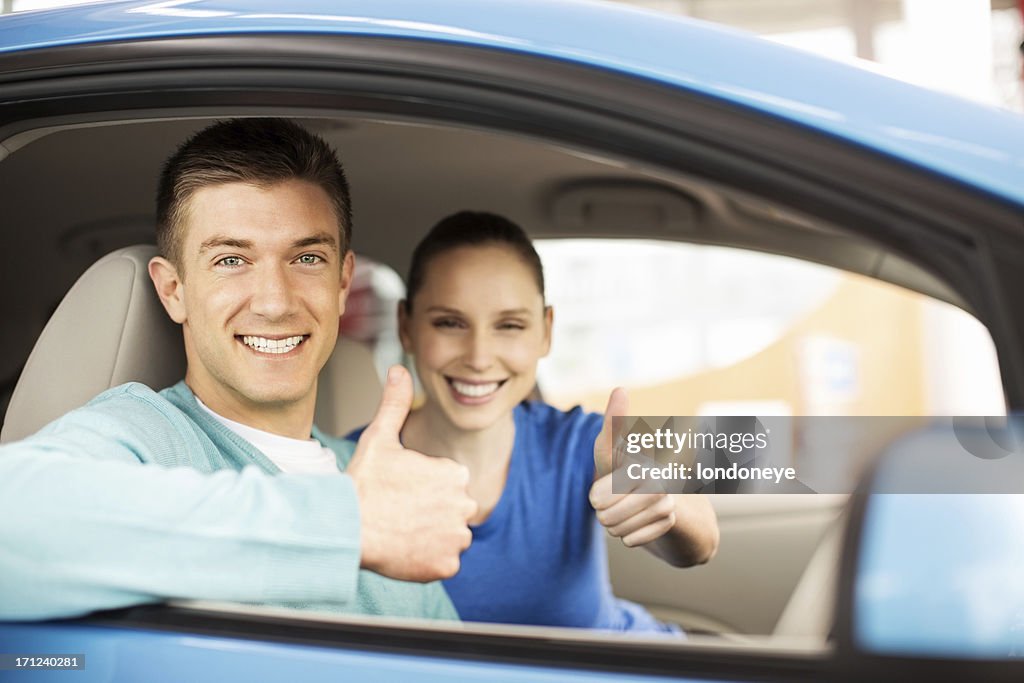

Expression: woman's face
xmin=401 ymin=244 xmax=552 ymax=433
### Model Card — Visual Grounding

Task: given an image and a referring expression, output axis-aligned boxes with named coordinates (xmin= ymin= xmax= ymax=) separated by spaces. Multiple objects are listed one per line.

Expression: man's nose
xmin=249 ymin=262 xmax=298 ymax=320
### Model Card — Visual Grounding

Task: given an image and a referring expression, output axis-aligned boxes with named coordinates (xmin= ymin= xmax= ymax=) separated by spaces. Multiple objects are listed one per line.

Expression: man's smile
xmin=237 ymin=334 xmax=310 ymax=355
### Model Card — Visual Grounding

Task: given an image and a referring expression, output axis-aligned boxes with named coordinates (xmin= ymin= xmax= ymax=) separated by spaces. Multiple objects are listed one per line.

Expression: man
xmin=0 ymin=118 xmax=476 ymax=620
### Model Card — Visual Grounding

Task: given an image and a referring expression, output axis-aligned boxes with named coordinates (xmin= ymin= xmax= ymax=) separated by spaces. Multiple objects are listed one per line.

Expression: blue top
xmin=352 ymin=400 xmax=678 ymax=633
xmin=2 ymin=0 xmax=1024 ymax=208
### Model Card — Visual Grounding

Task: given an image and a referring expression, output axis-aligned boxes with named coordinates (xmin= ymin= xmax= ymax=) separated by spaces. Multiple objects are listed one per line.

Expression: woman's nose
xmin=462 ymin=329 xmax=495 ymax=371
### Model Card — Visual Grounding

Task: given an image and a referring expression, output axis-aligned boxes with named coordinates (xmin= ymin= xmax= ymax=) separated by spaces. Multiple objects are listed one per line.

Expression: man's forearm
xmin=0 ymin=447 xmax=361 ymax=620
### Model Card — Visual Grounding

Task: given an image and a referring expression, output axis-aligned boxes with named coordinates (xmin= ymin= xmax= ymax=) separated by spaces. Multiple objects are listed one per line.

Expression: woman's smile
xmin=447 ymin=377 xmax=508 ymax=404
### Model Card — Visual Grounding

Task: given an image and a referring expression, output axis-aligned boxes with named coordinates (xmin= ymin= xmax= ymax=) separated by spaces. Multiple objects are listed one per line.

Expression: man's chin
xmin=248 ymin=389 xmax=313 ymax=407
xmin=230 ymin=379 xmax=316 ymax=410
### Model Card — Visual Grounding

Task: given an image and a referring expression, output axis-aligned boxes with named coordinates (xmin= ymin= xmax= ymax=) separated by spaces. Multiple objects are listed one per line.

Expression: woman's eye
xmin=297 ymin=254 xmax=323 ymax=265
xmin=216 ymin=256 xmax=244 ymax=267
xmin=498 ymin=321 xmax=526 ymax=331
xmin=432 ymin=318 xmax=464 ymax=329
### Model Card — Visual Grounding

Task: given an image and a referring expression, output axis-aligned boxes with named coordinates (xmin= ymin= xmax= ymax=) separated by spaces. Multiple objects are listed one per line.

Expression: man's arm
xmin=0 ymin=367 xmax=476 ymax=621
xmin=0 ymin=443 xmax=362 ymax=620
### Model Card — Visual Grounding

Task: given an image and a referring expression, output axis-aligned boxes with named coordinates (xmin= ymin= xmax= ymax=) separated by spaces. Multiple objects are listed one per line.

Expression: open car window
xmin=0 ymin=111 xmax=1010 ymax=648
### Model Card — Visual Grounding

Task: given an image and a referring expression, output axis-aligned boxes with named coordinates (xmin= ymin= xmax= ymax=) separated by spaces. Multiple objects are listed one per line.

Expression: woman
xmin=352 ymin=211 xmax=719 ymax=632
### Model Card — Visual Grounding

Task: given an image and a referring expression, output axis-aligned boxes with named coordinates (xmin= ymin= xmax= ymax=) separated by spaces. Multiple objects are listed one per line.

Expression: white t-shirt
xmin=196 ymin=398 xmax=340 ymax=475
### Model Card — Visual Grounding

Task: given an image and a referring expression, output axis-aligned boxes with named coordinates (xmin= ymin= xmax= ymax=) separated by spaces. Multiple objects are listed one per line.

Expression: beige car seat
xmin=772 ymin=512 xmax=843 ymax=639
xmin=1 ymin=245 xmax=381 ymax=443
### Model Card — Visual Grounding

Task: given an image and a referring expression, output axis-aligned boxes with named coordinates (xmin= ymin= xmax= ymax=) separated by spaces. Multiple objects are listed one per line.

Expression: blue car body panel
xmin=0 ymin=622 xmax=721 ymax=683
xmin=0 ymin=0 xmax=1023 ymax=208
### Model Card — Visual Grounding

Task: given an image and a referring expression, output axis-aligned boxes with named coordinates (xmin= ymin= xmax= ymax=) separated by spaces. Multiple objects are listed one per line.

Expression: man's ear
xmin=337 ymin=250 xmax=356 ymax=313
xmin=541 ymin=305 xmax=554 ymax=357
xmin=397 ymin=300 xmax=412 ymax=354
xmin=148 ymin=256 xmax=187 ymax=324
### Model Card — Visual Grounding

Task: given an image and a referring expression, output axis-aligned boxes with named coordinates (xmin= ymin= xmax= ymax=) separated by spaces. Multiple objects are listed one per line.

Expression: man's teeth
xmin=241 ymin=335 xmax=305 ymax=354
xmin=451 ymin=380 xmax=500 ymax=398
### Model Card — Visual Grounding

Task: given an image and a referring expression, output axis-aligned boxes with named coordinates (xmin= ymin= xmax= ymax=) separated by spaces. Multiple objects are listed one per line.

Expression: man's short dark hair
xmin=156 ymin=118 xmax=352 ymax=269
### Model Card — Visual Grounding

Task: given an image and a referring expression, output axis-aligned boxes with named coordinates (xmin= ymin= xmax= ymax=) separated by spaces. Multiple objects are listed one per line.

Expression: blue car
xmin=1 ymin=1 xmax=1023 ymax=681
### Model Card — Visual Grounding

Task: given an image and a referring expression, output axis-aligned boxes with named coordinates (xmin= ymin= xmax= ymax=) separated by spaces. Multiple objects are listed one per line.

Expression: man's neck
xmin=184 ymin=376 xmax=315 ymax=440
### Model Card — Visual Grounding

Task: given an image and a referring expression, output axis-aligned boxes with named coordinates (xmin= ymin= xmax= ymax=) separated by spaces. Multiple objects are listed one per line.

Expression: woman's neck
xmin=402 ymin=403 xmax=517 ymax=525
xmin=402 ymin=403 xmax=515 ymax=469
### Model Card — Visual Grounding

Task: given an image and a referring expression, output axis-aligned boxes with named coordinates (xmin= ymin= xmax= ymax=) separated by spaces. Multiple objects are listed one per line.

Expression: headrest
xmin=1 ymin=246 xmax=184 ymax=443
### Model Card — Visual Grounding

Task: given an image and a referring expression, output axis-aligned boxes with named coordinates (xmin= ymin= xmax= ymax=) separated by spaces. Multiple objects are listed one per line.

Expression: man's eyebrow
xmin=292 ymin=232 xmax=338 ymax=252
xmin=198 ymin=236 xmax=253 ymax=253
xmin=197 ymin=233 xmax=339 ymax=254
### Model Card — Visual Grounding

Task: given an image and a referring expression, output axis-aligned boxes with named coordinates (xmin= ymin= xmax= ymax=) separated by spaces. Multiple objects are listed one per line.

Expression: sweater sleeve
xmin=0 ymin=407 xmax=362 ymax=620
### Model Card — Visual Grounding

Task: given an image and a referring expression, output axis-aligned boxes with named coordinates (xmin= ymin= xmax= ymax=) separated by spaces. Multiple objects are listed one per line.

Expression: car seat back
xmin=772 ymin=513 xmax=842 ymax=639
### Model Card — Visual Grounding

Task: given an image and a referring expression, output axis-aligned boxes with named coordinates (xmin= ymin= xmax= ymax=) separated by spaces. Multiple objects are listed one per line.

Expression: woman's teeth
xmin=242 ymin=335 xmax=305 ymax=354
xmin=451 ymin=380 xmax=500 ymax=398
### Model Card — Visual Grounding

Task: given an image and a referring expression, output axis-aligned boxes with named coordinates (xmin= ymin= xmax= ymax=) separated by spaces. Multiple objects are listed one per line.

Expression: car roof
xmin=1 ymin=0 xmax=1024 ymax=209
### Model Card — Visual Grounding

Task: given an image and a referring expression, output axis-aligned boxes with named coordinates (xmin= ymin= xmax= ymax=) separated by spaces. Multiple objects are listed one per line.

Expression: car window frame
xmin=3 ymin=32 xmax=1024 ymax=678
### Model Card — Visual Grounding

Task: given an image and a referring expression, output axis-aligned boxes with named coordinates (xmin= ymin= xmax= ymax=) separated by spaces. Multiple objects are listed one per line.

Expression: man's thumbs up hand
xmin=347 ymin=365 xmax=477 ymax=582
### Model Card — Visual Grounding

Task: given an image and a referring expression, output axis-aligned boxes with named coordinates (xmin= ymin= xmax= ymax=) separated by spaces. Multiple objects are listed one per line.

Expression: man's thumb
xmin=364 ymin=365 xmax=414 ymax=444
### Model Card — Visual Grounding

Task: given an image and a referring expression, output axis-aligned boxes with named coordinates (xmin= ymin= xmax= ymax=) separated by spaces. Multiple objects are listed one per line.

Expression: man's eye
xmin=297 ymin=254 xmax=324 ymax=265
xmin=216 ymin=256 xmax=244 ymax=267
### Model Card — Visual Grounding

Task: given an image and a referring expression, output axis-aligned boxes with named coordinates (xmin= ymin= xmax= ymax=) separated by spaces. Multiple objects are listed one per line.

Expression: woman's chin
xmin=439 ymin=402 xmax=508 ymax=433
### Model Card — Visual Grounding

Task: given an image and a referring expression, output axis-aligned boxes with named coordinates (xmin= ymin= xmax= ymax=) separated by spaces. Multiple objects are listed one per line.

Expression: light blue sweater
xmin=0 ymin=381 xmax=457 ymax=622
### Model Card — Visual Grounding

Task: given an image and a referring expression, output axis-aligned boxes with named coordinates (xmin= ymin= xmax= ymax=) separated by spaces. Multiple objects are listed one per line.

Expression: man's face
xmin=150 ymin=179 xmax=352 ymax=432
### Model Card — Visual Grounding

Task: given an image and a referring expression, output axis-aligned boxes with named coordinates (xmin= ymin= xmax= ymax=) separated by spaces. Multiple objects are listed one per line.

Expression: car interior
xmin=0 ymin=113 xmax=1003 ymax=648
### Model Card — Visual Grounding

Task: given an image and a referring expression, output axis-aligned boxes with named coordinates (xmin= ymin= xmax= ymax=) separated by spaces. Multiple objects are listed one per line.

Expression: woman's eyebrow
xmin=425 ymin=306 xmax=533 ymax=315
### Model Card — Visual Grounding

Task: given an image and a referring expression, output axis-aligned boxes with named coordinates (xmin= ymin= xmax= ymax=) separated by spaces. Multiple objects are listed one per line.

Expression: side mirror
xmin=836 ymin=419 xmax=1024 ymax=680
